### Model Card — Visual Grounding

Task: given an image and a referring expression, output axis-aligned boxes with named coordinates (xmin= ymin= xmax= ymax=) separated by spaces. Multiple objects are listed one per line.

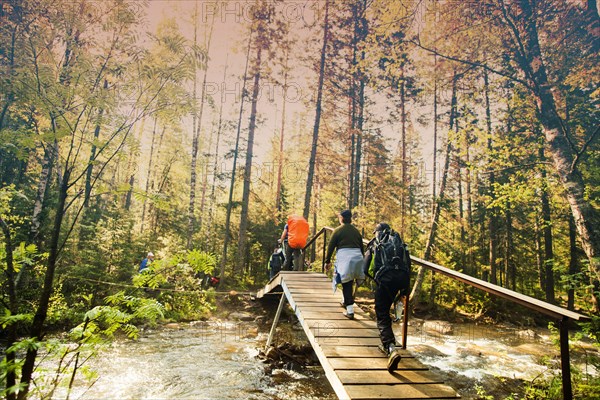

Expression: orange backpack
xmin=287 ymin=215 xmax=309 ymax=249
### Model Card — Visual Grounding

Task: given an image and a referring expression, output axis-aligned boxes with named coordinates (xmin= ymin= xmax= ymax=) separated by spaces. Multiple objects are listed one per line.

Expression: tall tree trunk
xmin=456 ymin=152 xmax=466 ymax=273
xmin=196 ymin=20 xmax=216 ymax=235
xmin=188 ymin=7 xmax=215 ymax=248
xmin=540 ymin=146 xmax=555 ymax=304
xmin=348 ymin=125 xmax=356 ymax=208
xmin=1 ymin=217 xmax=17 ymax=400
xmin=78 ymin=79 xmax=108 ymax=247
xmin=464 ymin=127 xmax=473 ymax=271
xmin=432 ymin=64 xmax=438 ymax=212
xmin=400 ymin=76 xmax=407 ymax=235
xmin=348 ymin=81 xmax=355 ymax=209
xmin=198 ymin=120 xmax=214 ymax=236
xmin=275 ymin=52 xmax=289 ymax=213
xmin=237 ymin=35 xmax=264 ymax=274
xmin=506 ymin=200 xmax=516 ymax=291
xmin=567 ymin=214 xmax=579 ymax=310
xmin=83 ymin=79 xmax=108 ymax=208
xmin=352 ymin=81 xmax=364 ymax=209
xmin=150 ymin=126 xmax=167 ymax=234
xmin=535 ymin=216 xmax=545 ymax=289
xmin=140 ymin=118 xmax=158 ymax=233
xmin=411 ymin=71 xmax=458 ymax=302
xmin=207 ymin=56 xmax=228 ymax=247
xmin=29 ymin=139 xmax=58 ymax=244
xmin=0 ymin=1 xmax=21 ymax=131
xmin=125 ymin=119 xmax=146 ymax=211
xmin=484 ymin=69 xmax=499 ymax=285
xmin=220 ymin=32 xmax=252 ymax=284
xmin=304 ymin=0 xmax=329 ymax=219
xmin=351 ymin=0 xmax=367 ymax=210
xmin=18 ymin=168 xmax=70 ymax=400
xmin=509 ymin=1 xmax=600 ymax=297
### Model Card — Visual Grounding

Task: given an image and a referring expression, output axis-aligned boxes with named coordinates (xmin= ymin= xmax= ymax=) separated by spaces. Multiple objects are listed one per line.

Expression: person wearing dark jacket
xmin=325 ymin=209 xmax=365 ymax=319
xmin=363 ymin=222 xmax=409 ymax=373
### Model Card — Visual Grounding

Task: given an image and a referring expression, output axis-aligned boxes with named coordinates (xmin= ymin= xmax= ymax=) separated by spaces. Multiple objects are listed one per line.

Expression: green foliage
xmin=186 ymin=249 xmax=217 ymax=275
xmin=581 ymin=316 xmax=600 ymax=345
xmin=1 ymin=291 xmax=165 ymax=399
xmin=474 ymin=384 xmax=494 ymax=400
xmin=80 ymin=293 xmax=164 ymax=338
xmin=0 ymin=310 xmax=33 ymax=329
xmin=131 ymin=249 xmax=217 ymax=320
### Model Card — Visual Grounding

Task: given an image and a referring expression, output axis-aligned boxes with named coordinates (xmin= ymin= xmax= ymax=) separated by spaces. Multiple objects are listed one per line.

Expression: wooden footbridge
xmin=257 ymin=271 xmax=461 ymax=400
xmin=258 ymin=227 xmax=590 ymax=400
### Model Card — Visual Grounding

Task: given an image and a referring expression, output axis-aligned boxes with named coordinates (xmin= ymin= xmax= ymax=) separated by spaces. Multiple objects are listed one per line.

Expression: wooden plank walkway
xmin=257 ymin=271 xmax=461 ymax=400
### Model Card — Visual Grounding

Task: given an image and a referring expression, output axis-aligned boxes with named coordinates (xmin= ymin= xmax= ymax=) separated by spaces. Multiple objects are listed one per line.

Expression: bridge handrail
xmin=302 ymin=226 xmax=334 ymax=251
xmin=303 ymin=226 xmax=589 ymax=322
xmin=301 ymin=225 xmax=590 ymax=400
xmin=410 ymin=256 xmax=590 ymax=322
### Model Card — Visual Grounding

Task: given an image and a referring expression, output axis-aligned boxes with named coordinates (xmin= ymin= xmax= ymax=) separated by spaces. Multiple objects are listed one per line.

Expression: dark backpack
xmin=270 ymin=252 xmax=282 ymax=268
xmin=374 ymin=229 xmax=411 ymax=282
xmin=269 ymin=251 xmax=283 ymax=276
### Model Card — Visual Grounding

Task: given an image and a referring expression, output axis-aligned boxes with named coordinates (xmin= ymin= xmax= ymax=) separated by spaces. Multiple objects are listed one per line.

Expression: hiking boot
xmin=387 ymin=346 xmax=402 ymax=373
xmin=378 ymin=343 xmax=395 ymax=356
xmin=343 ymin=311 xmax=354 ymax=320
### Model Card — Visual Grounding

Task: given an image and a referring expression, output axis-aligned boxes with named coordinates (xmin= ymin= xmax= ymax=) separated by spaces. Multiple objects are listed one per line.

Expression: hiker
xmin=139 ymin=252 xmax=154 ymax=273
xmin=268 ymin=242 xmax=285 ymax=279
xmin=363 ymin=222 xmax=410 ymax=373
xmin=324 ymin=209 xmax=364 ymax=319
xmin=280 ymin=215 xmax=309 ymax=271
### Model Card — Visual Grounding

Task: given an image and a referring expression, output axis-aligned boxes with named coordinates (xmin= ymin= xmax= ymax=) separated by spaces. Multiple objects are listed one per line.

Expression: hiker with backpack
xmin=363 ymin=222 xmax=411 ymax=373
xmin=280 ymin=215 xmax=309 ymax=271
xmin=324 ymin=209 xmax=365 ymax=319
xmin=268 ymin=242 xmax=285 ymax=279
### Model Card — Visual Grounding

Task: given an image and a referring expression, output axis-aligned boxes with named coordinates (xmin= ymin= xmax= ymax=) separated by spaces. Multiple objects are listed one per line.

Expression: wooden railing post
xmin=401 ymin=295 xmax=409 ymax=349
xmin=559 ymin=317 xmax=573 ymax=400
xmin=321 ymin=229 xmax=327 ymax=273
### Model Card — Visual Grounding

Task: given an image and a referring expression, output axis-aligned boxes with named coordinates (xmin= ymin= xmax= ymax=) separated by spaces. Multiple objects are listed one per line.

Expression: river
xmin=56 ymin=320 xmax=336 ymax=400
xmin=53 ymin=317 xmax=598 ymax=400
